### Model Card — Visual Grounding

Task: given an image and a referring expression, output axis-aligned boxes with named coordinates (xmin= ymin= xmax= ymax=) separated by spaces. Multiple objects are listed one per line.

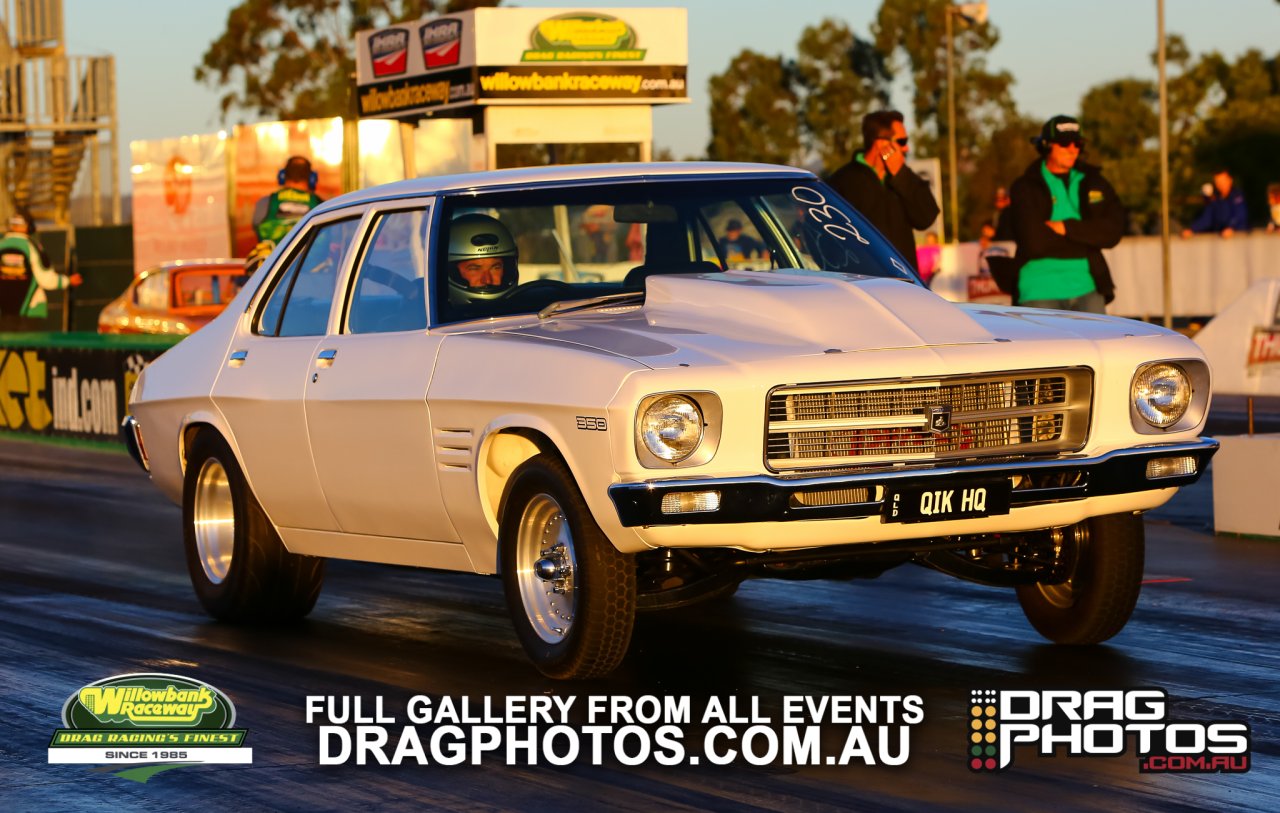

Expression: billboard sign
xmin=130 ymin=133 xmax=232 ymax=273
xmin=355 ymin=8 xmax=687 ymax=118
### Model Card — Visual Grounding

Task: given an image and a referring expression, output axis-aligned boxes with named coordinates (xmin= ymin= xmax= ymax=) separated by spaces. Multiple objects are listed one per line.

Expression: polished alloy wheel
xmin=1036 ymin=579 xmax=1075 ymax=609
xmin=193 ymin=457 xmax=235 ymax=584
xmin=515 ymin=492 xmax=577 ymax=643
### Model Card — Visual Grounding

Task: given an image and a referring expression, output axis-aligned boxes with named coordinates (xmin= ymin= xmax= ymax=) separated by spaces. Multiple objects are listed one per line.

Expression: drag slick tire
xmin=182 ymin=431 xmax=324 ymax=622
xmin=1016 ymin=512 xmax=1144 ymax=644
xmin=500 ymin=454 xmax=635 ymax=679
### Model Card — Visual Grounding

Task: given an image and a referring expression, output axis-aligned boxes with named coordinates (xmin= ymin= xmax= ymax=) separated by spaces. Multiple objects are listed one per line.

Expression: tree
xmin=1080 ymin=79 xmax=1160 ymax=233
xmin=1076 ymin=37 xmax=1280 ymax=232
xmin=706 ymin=50 xmax=801 ymax=165
xmin=873 ymin=0 xmax=1018 ymax=239
xmin=1186 ymin=49 xmax=1280 ymax=226
xmin=197 ymin=0 xmax=499 ymax=120
xmin=960 ymin=113 xmax=1039 ymax=239
xmin=793 ymin=19 xmax=890 ymax=172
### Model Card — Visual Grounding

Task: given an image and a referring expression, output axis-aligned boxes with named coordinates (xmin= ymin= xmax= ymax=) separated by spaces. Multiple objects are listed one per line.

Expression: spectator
xmin=1005 ymin=115 xmax=1124 ymax=313
xmin=626 ymin=222 xmax=645 ymax=262
xmin=579 ymin=204 xmax=616 ymax=262
xmin=0 ymin=210 xmax=82 ymax=329
xmin=1182 ymin=169 xmax=1248 ymax=238
xmin=717 ymin=218 xmax=764 ymax=264
xmin=1267 ymin=183 xmax=1280 ymax=232
xmin=992 ymin=185 xmax=1014 ymax=241
xmin=979 ymin=222 xmax=996 ymax=253
xmin=826 ymin=110 xmax=939 ymax=271
xmin=915 ymin=231 xmax=941 ymax=286
xmin=253 ymin=156 xmax=324 ymax=244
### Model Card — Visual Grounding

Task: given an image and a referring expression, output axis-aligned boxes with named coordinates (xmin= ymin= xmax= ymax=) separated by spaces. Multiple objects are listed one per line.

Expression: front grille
xmin=767 ymin=369 xmax=1092 ymax=471
xmin=789 ymin=486 xmax=873 ymax=508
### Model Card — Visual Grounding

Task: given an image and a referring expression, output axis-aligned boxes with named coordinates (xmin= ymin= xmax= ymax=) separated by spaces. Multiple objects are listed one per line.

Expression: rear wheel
xmin=1016 ymin=512 xmax=1144 ymax=644
xmin=500 ymin=454 xmax=635 ymax=679
xmin=183 ymin=431 xmax=324 ymax=621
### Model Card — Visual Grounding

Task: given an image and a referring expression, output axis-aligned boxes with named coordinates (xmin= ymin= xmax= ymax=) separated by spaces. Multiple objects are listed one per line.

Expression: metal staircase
xmin=0 ymin=0 xmax=118 ymax=226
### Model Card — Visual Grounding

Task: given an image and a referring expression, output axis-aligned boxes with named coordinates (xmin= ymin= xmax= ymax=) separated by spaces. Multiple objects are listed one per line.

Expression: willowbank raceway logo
xmin=967 ymin=689 xmax=1250 ymax=774
xmin=48 ymin=673 xmax=252 ymax=782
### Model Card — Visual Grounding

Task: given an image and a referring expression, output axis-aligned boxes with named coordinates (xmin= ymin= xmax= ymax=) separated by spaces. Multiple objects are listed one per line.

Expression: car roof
xmin=146 ymin=260 xmax=245 ymax=274
xmin=310 ymin=161 xmax=817 ymax=215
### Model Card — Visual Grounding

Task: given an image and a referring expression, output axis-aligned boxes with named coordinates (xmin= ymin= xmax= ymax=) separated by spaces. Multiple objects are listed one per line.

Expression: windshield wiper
xmin=538 ymin=291 xmax=645 ymax=320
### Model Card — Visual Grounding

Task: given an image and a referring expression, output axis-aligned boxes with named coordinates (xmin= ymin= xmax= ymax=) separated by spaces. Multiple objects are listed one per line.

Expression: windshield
xmin=435 ymin=177 xmax=919 ymax=324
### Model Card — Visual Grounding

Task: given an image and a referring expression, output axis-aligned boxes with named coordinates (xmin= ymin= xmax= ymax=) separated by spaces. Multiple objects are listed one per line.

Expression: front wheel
xmin=183 ymin=431 xmax=324 ymax=622
xmin=1016 ymin=512 xmax=1144 ymax=644
xmin=500 ymin=454 xmax=635 ymax=679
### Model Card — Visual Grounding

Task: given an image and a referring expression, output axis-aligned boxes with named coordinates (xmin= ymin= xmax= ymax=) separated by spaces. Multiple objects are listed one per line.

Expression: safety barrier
xmin=0 ymin=332 xmax=178 ymax=446
xmin=928 ymin=232 xmax=1280 ymax=320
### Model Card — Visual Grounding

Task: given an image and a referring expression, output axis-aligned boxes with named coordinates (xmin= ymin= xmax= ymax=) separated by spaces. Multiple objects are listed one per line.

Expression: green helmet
xmin=447 ymin=213 xmax=518 ymax=303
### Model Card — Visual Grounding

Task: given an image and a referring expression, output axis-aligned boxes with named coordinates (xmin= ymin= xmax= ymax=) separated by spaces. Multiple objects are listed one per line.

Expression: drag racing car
xmin=123 ymin=162 xmax=1217 ymax=678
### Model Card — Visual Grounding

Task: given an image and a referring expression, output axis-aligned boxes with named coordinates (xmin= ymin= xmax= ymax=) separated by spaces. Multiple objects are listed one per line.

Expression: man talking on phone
xmin=826 ymin=110 xmax=939 ymax=272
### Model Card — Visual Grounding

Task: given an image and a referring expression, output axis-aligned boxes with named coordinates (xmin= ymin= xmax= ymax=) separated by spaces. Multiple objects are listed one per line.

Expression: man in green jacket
xmin=0 ymin=211 xmax=81 ymax=326
xmin=1006 ymin=116 xmax=1124 ymax=313
xmin=252 ymin=156 xmax=324 ymax=244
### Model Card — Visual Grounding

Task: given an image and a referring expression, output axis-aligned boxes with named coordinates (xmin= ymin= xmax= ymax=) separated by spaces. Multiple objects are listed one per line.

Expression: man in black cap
xmin=826 ymin=110 xmax=939 ymax=271
xmin=717 ymin=218 xmax=765 ymax=265
xmin=1003 ymin=115 xmax=1124 ymax=313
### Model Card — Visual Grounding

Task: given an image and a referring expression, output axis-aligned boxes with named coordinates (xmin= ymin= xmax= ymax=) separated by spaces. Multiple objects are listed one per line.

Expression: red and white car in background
xmin=98 ymin=259 xmax=246 ymax=336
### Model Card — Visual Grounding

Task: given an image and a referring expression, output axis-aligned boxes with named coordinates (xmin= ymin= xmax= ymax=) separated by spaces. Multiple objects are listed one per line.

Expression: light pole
xmin=1157 ymin=0 xmax=1172 ymax=329
xmin=945 ymin=2 xmax=987 ymax=243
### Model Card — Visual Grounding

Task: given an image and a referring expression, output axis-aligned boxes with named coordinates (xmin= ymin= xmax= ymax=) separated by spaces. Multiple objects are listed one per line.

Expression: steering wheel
xmin=514 ymin=278 xmax=574 ymax=294
xmin=503 ymin=278 xmax=575 ymax=302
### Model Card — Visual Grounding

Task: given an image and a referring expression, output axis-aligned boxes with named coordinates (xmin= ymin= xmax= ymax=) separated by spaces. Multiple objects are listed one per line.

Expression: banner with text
xmin=355 ymin=7 xmax=687 ymax=117
xmin=0 ymin=336 xmax=176 ymax=443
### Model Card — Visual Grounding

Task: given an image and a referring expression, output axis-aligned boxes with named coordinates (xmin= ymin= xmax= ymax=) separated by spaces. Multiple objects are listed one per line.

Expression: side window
xmin=256 ymin=218 xmax=360 ymax=337
xmin=257 ymin=251 xmax=302 ymax=336
xmin=134 ymin=272 xmax=167 ymax=310
xmin=346 ymin=209 xmax=428 ymax=334
xmin=174 ymin=272 xmax=223 ymax=307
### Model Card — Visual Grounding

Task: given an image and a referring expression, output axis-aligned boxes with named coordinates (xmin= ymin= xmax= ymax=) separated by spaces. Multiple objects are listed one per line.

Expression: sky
xmin=61 ymin=0 xmax=1280 ymax=189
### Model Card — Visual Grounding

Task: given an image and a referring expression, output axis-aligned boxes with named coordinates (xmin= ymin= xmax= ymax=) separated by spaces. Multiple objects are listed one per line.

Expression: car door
xmin=303 ymin=202 xmax=459 ymax=542
xmin=211 ymin=213 xmax=362 ymax=531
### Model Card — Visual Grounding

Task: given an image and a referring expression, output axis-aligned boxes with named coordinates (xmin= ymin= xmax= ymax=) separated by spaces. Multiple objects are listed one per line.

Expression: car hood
xmin=499 ymin=270 xmax=1168 ymax=368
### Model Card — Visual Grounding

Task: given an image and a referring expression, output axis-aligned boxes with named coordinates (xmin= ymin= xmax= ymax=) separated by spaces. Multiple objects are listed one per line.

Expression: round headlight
xmin=639 ymin=395 xmax=704 ymax=462
xmin=1132 ymin=363 xmax=1191 ymax=428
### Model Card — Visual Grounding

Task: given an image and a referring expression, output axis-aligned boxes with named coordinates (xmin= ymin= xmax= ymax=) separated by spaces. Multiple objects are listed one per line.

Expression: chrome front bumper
xmin=608 ymin=438 xmax=1218 ymax=527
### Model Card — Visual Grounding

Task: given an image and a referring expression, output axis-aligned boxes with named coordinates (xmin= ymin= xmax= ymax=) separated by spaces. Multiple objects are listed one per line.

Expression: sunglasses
xmin=1051 ymin=136 xmax=1084 ymax=148
xmin=894 ymin=137 xmax=909 ymax=147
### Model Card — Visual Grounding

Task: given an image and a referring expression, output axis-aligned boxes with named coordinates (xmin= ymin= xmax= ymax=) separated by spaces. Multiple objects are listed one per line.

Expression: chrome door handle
xmin=316 ymin=348 xmax=338 ymax=368
xmin=228 ymin=349 xmax=248 ymax=367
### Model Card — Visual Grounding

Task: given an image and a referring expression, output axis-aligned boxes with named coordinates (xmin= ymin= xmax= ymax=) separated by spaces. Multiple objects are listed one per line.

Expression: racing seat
xmin=623 ymin=221 xmax=718 ymax=287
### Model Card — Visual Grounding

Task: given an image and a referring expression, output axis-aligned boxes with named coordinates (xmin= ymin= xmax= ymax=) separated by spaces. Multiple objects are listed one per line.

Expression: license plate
xmin=882 ymin=480 xmax=1011 ymax=524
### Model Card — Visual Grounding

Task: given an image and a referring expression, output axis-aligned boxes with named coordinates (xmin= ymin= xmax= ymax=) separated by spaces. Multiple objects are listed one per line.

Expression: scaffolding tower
xmin=0 ymin=0 xmax=118 ymax=227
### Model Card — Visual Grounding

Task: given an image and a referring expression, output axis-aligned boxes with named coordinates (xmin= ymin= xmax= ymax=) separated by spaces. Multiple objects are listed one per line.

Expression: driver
xmin=447 ymin=213 xmax=519 ymax=306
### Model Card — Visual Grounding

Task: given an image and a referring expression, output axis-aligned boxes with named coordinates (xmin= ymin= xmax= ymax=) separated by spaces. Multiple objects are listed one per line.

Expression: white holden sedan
xmin=124 ymin=162 xmax=1217 ymax=679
